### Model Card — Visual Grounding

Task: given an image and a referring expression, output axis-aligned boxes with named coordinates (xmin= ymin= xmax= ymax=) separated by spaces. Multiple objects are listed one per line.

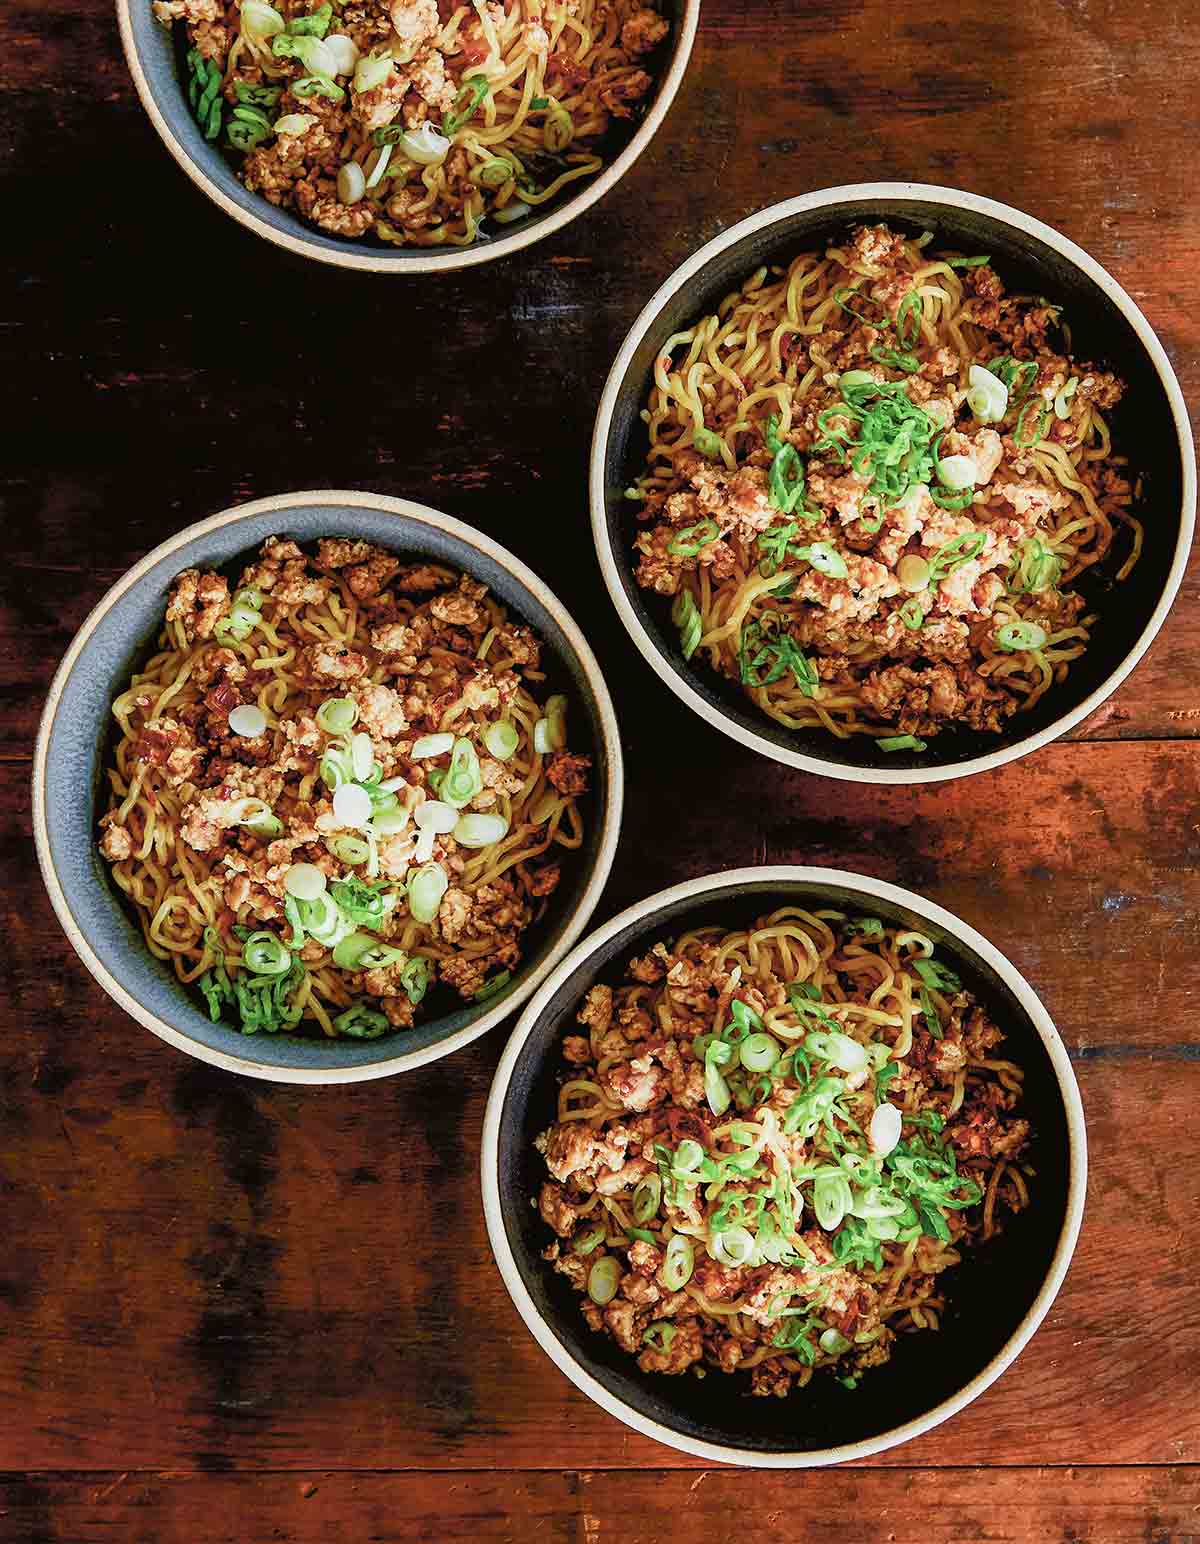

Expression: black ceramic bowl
xmin=482 ymin=866 xmax=1086 ymax=1465
xmin=116 ymin=0 xmax=699 ymax=273
xmin=591 ymin=184 xmax=1196 ymax=783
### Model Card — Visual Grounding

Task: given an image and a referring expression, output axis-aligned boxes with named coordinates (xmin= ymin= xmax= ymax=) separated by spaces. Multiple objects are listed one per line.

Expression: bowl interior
xmin=126 ymin=0 xmax=687 ymax=267
xmin=495 ymin=875 xmax=1074 ymax=1456
xmin=43 ymin=499 xmax=615 ymax=1072
xmin=599 ymin=196 xmax=1186 ymax=775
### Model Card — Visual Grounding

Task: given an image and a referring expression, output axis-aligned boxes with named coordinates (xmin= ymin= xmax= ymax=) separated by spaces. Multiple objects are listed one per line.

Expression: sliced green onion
xmin=400 ymin=956 xmax=430 ymax=1004
xmin=442 ymin=74 xmax=490 ymax=136
xmin=739 ymin=1032 xmax=779 ymax=1073
xmin=317 ymin=697 xmax=358 ymax=735
xmin=286 ymin=2 xmax=332 ymax=36
xmin=412 ymin=732 xmax=454 ymax=759
xmin=452 ymin=812 xmax=509 ymax=849
xmin=329 ymin=834 xmax=370 ymax=866
xmin=693 ymin=427 xmax=725 ymax=460
xmin=667 ymin=517 xmax=720 ymax=557
xmin=662 ymin=1235 xmax=694 ymax=1290
xmin=768 ymin=443 xmax=806 ymax=514
xmin=296 ymin=892 xmax=344 ymax=943
xmin=587 ymin=1256 xmax=620 ymax=1306
xmin=711 ymin=1226 xmax=755 ymax=1268
xmin=293 ymin=71 xmax=344 ymax=101
xmin=353 ymin=49 xmax=393 ymax=92
xmin=1014 ymin=398 xmax=1051 ymax=448
xmin=996 ymin=620 xmax=1048 ymax=652
xmin=1054 ymin=376 xmax=1079 ymax=419
xmin=573 ymin=1227 xmax=605 ymax=1256
xmin=284 ymin=862 xmax=327 ymax=901
xmin=414 ymin=800 xmax=458 ymax=835
xmin=899 ymin=598 xmax=925 ymax=630
xmin=819 ymin=1327 xmax=852 ymax=1356
xmin=271 ymin=31 xmax=336 ymax=75
xmin=241 ymin=932 xmax=291 ymax=976
xmin=642 ymin=1320 xmax=676 ymax=1353
xmin=333 ymin=1004 xmax=390 ymax=1039
xmin=240 ymin=0 xmax=284 ymax=38
xmin=670 ymin=589 xmax=703 ymax=661
xmin=349 ymin=731 xmax=374 ymax=781
xmin=966 ymin=363 xmax=1008 ymax=423
xmin=947 ymin=254 xmax=990 ymax=268
xmin=813 ymin=1174 xmax=851 ymax=1231
xmin=408 ymin=862 xmax=448 ymax=924
xmin=927 ymin=530 xmax=987 ymax=585
xmin=473 ymin=970 xmax=512 ymax=1001
xmin=894 ymin=290 xmax=922 ymax=348
xmin=704 ymin=1057 xmax=731 ymax=1117
xmin=674 ymin=1139 xmax=705 ymax=1173
xmin=332 ymin=932 xmax=379 ymax=970
xmin=632 ymin=1174 xmax=662 ymax=1223
xmin=332 ymin=782 xmax=373 ymax=829
xmin=442 ymin=737 xmax=483 ymax=807
xmin=876 ymin=735 xmax=927 ymax=752
xmin=476 ymin=157 xmax=514 ymax=188
xmin=532 ymin=695 xmax=567 ymax=755
xmin=483 ymin=720 xmax=519 ymax=760
xmin=543 ymin=101 xmax=574 ymax=152
xmin=798 ymin=541 xmax=849 ymax=579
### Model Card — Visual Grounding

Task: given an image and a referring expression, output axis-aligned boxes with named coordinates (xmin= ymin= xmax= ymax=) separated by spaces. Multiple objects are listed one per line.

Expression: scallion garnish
xmin=693 ymin=427 xmax=725 ymax=460
xmin=876 ymin=735 xmax=927 ymax=752
xmin=899 ymin=598 xmax=925 ymax=630
xmin=947 ymin=254 xmax=990 ymax=268
xmin=912 ymin=958 xmax=961 ymax=992
xmin=995 ymin=620 xmax=1048 ymax=652
xmin=443 ymin=74 xmax=490 ymax=136
xmin=895 ymin=291 xmax=923 ymax=349
xmin=667 ymin=517 xmax=720 ymax=557
xmin=333 ymin=1004 xmax=391 ymax=1039
xmin=671 ymin=588 xmax=703 ymax=660
xmin=738 ymin=617 xmax=819 ymax=697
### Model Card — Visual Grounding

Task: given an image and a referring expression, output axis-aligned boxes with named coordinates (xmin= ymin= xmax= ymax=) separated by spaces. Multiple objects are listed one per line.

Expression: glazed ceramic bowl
xmin=33 ymin=490 xmax=623 ymax=1083
xmin=591 ymin=184 xmax=1196 ymax=783
xmin=116 ymin=0 xmax=699 ymax=274
xmin=482 ymin=865 xmax=1086 ymax=1466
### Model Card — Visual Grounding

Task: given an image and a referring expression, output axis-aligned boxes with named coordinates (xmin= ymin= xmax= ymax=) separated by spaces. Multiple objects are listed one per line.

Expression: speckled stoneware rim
xmin=32 ymin=490 xmax=624 ymax=1084
xmin=590 ymin=183 xmax=1197 ymax=785
xmin=114 ymin=0 xmax=700 ymax=274
xmin=481 ymin=864 xmax=1087 ymax=1467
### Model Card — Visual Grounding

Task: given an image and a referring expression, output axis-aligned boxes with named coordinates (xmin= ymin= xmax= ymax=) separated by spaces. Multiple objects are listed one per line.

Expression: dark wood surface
xmin=3 ymin=0 xmax=1199 ymax=1535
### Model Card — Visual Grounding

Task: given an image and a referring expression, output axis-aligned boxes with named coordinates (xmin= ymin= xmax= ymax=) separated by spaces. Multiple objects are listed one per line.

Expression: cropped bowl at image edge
xmin=481 ymin=866 xmax=1087 ymax=1466
xmin=115 ymin=0 xmax=699 ymax=273
xmin=32 ymin=491 xmax=623 ymax=1083
xmin=591 ymin=183 xmax=1196 ymax=785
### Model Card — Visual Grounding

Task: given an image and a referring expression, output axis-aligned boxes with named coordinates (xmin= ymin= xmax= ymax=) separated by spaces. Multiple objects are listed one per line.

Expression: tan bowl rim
xmin=32 ymin=488 xmax=625 ymax=1083
xmin=481 ymin=863 xmax=1088 ymax=1466
xmin=590 ymin=182 xmax=1197 ymax=784
xmin=114 ymin=0 xmax=701 ymax=274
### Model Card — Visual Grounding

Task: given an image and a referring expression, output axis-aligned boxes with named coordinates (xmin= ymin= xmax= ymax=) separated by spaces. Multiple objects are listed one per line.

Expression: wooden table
xmin=3 ymin=0 xmax=1199 ymax=1535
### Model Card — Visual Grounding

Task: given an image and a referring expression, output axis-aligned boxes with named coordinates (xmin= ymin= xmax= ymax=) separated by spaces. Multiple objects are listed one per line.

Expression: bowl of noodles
xmin=591 ymin=184 xmax=1195 ymax=782
xmin=116 ymin=0 xmax=698 ymax=271
xmin=482 ymin=865 xmax=1086 ymax=1465
xmin=33 ymin=490 xmax=623 ymax=1082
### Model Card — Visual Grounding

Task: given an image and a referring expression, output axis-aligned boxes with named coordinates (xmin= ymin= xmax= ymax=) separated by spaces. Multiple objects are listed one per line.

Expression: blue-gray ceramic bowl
xmin=115 ymin=0 xmax=699 ymax=274
xmin=483 ymin=866 xmax=1086 ymax=1465
xmin=592 ymin=185 xmax=1196 ymax=784
xmin=33 ymin=490 xmax=623 ymax=1082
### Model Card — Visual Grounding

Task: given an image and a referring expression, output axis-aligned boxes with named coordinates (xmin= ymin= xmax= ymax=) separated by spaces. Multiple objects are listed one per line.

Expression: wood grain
xmin=3 ymin=1466 xmax=1200 ymax=1543
xmin=2 ymin=0 xmax=1199 ymax=1528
